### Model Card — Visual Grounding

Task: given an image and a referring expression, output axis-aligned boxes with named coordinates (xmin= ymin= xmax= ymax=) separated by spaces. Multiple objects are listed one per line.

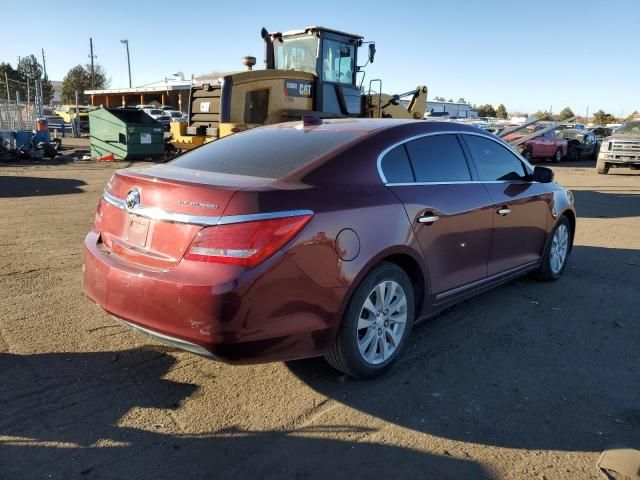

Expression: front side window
xmin=464 ymin=135 xmax=527 ymax=181
xmin=274 ymin=34 xmax=317 ymax=75
xmin=322 ymin=39 xmax=355 ymax=84
xmin=404 ymin=134 xmax=472 ymax=182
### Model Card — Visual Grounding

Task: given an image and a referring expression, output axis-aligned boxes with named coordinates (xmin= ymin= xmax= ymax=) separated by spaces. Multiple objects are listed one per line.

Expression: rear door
xmin=461 ymin=134 xmax=550 ymax=275
xmin=382 ymin=133 xmax=494 ymax=297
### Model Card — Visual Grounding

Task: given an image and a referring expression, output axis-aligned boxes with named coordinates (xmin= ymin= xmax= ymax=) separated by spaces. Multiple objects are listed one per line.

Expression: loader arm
xmin=370 ymin=85 xmax=429 ymax=119
xmin=407 ymin=86 xmax=428 ymax=120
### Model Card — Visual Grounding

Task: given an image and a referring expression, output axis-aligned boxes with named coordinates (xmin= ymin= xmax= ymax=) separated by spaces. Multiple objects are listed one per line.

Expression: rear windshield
xmin=170 ymin=127 xmax=360 ymax=179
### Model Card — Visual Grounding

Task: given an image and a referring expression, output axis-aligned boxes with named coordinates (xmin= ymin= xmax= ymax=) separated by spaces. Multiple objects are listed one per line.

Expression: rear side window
xmin=464 ymin=135 xmax=527 ymax=181
xmin=170 ymin=128 xmax=359 ymax=179
xmin=381 ymin=145 xmax=414 ymax=183
xmin=405 ymin=134 xmax=471 ymax=182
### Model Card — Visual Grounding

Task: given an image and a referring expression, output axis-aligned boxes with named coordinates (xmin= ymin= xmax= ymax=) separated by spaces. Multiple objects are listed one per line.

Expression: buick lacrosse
xmin=83 ymin=119 xmax=575 ymax=378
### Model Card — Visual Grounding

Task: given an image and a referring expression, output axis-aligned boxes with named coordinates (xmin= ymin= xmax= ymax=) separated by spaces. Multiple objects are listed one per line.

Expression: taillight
xmin=93 ymin=197 xmax=105 ymax=232
xmin=185 ymin=214 xmax=313 ymax=268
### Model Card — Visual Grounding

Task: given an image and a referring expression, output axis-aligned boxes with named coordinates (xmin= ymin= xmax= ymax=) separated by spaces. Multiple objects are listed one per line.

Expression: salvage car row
xmin=480 ymin=119 xmax=640 ymax=175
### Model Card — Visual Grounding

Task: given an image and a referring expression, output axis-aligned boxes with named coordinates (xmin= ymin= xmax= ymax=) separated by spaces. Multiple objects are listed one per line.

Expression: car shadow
xmin=549 ymin=160 xmax=640 ymax=175
xmin=0 ymin=176 xmax=87 ymax=198
xmin=287 ymin=245 xmax=640 ymax=454
xmin=0 ymin=348 xmax=493 ymax=479
xmin=572 ymin=190 xmax=640 ymax=218
xmin=545 ymin=159 xmax=596 ymax=168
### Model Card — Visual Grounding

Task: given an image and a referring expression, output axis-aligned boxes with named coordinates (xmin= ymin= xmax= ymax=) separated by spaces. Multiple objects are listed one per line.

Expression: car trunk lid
xmin=97 ymin=165 xmax=270 ymax=269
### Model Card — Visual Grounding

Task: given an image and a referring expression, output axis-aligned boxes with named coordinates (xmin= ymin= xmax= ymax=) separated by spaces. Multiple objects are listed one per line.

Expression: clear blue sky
xmin=1 ymin=0 xmax=638 ymax=115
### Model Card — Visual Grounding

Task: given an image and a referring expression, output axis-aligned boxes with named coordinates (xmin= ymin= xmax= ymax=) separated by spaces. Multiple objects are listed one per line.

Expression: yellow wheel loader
xmin=170 ymin=26 xmax=427 ymax=150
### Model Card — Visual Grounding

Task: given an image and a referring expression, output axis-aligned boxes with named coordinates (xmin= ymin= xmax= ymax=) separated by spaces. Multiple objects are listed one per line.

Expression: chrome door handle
xmin=418 ymin=215 xmax=440 ymax=223
xmin=497 ymin=207 xmax=511 ymax=216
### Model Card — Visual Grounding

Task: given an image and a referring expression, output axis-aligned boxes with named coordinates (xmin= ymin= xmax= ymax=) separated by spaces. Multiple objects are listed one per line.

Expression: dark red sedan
xmin=83 ymin=119 xmax=575 ymax=378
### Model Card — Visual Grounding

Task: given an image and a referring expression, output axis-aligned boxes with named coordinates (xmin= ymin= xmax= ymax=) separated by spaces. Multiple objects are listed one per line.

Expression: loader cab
xmin=264 ymin=26 xmax=365 ymax=116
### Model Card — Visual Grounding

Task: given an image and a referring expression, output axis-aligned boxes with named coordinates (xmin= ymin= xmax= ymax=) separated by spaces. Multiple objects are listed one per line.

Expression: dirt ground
xmin=1 ymin=155 xmax=638 ymax=479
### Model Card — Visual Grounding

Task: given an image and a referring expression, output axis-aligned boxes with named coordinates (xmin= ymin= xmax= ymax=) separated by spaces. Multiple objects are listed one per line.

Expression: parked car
xmin=54 ymin=105 xmax=94 ymax=131
xmin=165 ymin=110 xmax=188 ymax=122
xmin=142 ymin=108 xmax=171 ymax=130
xmin=556 ymin=129 xmax=599 ymax=161
xmin=135 ymin=104 xmax=156 ymax=110
xmin=596 ymin=120 xmax=640 ymax=174
xmin=83 ymin=119 xmax=576 ymax=378
xmin=562 ymin=123 xmax=586 ymax=130
xmin=590 ymin=127 xmax=613 ymax=141
xmin=505 ymin=126 xmax=568 ymax=162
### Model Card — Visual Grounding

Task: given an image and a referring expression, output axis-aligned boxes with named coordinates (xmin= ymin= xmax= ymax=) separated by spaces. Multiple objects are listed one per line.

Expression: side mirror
xmin=533 ymin=166 xmax=554 ymax=183
xmin=368 ymin=43 xmax=376 ymax=64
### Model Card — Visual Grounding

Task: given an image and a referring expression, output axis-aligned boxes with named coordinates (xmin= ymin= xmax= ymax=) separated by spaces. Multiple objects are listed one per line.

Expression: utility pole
xmin=5 ymin=72 xmax=10 ymax=103
xmin=121 ymin=39 xmax=132 ymax=88
xmin=585 ymin=106 xmax=589 ymax=124
xmin=89 ymin=37 xmax=97 ymax=89
xmin=41 ymin=49 xmax=47 ymax=78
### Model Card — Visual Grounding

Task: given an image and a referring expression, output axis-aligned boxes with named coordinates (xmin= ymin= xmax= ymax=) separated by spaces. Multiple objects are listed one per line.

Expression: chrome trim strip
xmin=102 ymin=190 xmax=312 ymax=227
xmin=102 ymin=189 xmax=125 ymax=209
xmin=385 ymin=180 xmax=531 ymax=187
xmin=434 ymin=260 xmax=539 ymax=301
xmin=377 ymin=130 xmax=534 ymax=185
xmin=217 ymin=210 xmax=314 ymax=225
xmin=116 ymin=318 xmax=215 ymax=358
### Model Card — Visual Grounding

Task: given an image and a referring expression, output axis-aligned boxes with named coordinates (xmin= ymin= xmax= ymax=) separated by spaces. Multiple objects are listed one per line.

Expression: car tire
xmin=325 ymin=262 xmax=415 ymax=379
xmin=523 ymin=147 xmax=533 ymax=162
xmin=534 ymin=215 xmax=572 ymax=282
xmin=596 ymin=160 xmax=609 ymax=174
xmin=552 ymin=148 xmax=563 ymax=163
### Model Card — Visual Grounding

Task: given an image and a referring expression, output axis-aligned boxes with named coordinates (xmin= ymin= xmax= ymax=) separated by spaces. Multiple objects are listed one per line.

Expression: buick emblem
xmin=125 ymin=188 xmax=140 ymax=210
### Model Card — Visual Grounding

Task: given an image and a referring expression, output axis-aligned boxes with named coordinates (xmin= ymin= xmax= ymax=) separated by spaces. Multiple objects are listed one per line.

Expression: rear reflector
xmin=185 ymin=214 xmax=313 ymax=268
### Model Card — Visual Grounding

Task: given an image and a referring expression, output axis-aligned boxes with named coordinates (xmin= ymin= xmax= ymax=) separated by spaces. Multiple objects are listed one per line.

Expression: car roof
xmin=268 ymin=118 xmax=493 ymax=138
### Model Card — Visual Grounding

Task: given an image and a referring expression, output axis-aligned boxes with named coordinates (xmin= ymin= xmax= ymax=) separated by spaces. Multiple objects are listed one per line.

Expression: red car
xmin=505 ymin=126 xmax=568 ymax=163
xmin=83 ymin=119 xmax=576 ymax=378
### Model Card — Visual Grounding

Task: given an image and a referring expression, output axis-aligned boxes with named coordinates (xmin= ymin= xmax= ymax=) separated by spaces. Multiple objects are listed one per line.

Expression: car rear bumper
xmin=82 ymin=231 xmax=345 ymax=363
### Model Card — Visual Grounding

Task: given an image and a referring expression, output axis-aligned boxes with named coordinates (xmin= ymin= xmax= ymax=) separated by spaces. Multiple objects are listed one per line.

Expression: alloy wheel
xmin=356 ymin=280 xmax=407 ymax=365
xmin=555 ymin=149 xmax=562 ymax=162
xmin=550 ymin=224 xmax=569 ymax=274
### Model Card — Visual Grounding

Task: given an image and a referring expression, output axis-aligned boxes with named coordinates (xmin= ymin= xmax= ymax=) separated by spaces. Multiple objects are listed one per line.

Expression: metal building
xmin=425 ymin=101 xmax=476 ymax=118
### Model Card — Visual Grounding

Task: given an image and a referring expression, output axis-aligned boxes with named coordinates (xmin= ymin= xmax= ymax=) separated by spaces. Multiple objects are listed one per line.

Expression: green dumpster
xmin=89 ymin=108 xmax=164 ymax=160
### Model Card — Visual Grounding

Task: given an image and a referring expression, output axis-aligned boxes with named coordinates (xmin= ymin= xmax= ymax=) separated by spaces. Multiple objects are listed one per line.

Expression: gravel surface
xmin=1 ymin=159 xmax=638 ymax=479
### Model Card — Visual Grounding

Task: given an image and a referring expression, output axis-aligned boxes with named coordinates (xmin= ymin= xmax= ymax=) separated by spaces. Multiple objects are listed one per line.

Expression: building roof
xmin=85 ymin=77 xmax=192 ymax=95
xmin=427 ymin=100 xmax=472 ymax=107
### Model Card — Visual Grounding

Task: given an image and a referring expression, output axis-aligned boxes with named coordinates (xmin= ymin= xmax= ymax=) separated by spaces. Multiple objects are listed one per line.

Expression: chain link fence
xmin=0 ymin=99 xmax=38 ymax=131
